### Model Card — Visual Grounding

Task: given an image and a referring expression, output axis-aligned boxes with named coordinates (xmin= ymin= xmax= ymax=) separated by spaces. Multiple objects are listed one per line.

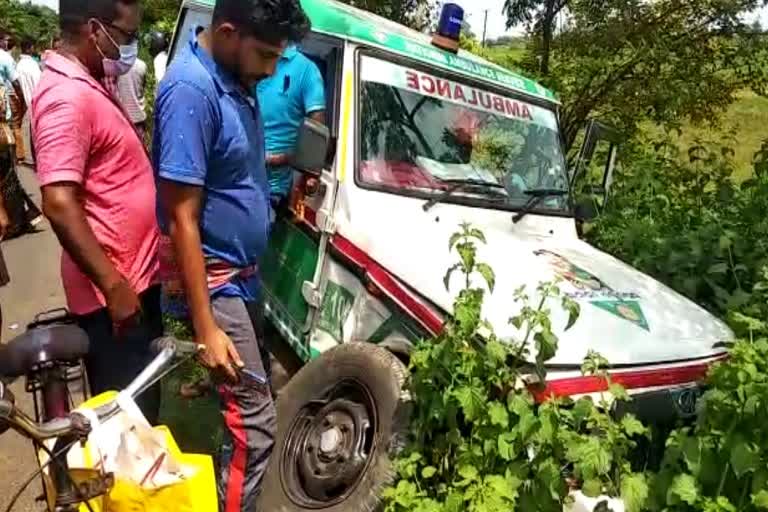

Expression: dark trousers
xmin=76 ymin=284 xmax=164 ymax=425
xmin=212 ymin=295 xmax=276 ymax=512
xmin=0 ymin=149 xmax=40 ymax=238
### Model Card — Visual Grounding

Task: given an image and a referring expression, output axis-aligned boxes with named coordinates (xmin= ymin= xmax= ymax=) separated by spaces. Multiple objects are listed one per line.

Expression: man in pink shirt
xmin=32 ymin=0 xmax=162 ymax=423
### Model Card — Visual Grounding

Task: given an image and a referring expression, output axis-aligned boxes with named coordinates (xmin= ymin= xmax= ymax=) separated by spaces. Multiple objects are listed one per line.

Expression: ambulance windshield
xmin=357 ymin=55 xmax=569 ymax=213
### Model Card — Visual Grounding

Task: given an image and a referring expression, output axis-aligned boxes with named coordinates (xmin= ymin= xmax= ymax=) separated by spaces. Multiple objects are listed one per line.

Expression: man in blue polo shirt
xmin=256 ymin=44 xmax=325 ymax=211
xmin=152 ymin=0 xmax=310 ymax=509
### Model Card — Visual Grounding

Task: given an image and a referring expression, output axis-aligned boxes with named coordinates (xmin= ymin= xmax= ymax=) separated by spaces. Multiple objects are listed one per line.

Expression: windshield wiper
xmin=422 ymin=179 xmax=507 ymax=212
xmin=512 ymin=188 xmax=568 ymax=224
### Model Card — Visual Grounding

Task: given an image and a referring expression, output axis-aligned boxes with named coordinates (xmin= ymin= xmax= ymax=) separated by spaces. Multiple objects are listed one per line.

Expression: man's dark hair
xmin=5 ymin=37 xmax=16 ymax=50
xmin=148 ymin=31 xmax=168 ymax=57
xmin=59 ymin=0 xmax=138 ymax=37
xmin=21 ymin=39 xmax=34 ymax=54
xmin=212 ymin=0 xmax=311 ymax=45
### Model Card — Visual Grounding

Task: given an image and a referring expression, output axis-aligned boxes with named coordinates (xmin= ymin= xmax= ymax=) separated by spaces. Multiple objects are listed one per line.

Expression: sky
xmin=23 ymin=0 xmax=768 ymax=41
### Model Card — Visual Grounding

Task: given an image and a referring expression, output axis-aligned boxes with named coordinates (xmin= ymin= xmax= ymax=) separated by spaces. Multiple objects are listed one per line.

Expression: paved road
xmin=0 ymin=165 xmax=65 ymax=512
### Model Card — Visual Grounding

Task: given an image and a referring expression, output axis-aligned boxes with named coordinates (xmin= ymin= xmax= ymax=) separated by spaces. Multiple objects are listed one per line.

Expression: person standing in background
xmin=116 ymin=56 xmax=147 ymax=139
xmin=148 ymin=31 xmax=168 ymax=83
xmin=5 ymin=37 xmax=26 ymax=164
xmin=256 ymin=43 xmax=325 ymax=215
xmin=16 ymin=39 xmax=42 ymax=166
xmin=0 ymin=32 xmax=41 ymax=238
xmin=32 ymin=0 xmax=162 ymax=424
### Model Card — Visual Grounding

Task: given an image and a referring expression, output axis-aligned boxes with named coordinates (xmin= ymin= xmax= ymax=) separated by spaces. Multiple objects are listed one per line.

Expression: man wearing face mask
xmin=153 ymin=0 xmax=309 ymax=508
xmin=31 ymin=0 xmax=162 ymax=424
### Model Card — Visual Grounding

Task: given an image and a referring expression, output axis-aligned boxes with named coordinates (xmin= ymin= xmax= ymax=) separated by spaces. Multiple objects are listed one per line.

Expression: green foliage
xmin=142 ymin=0 xmax=182 ymax=33
xmin=342 ymin=0 xmax=434 ymax=30
xmin=499 ymin=0 xmax=768 ymax=152
xmin=586 ymin=136 xmax=768 ymax=331
xmin=386 ymin=212 xmax=768 ymax=512
xmin=582 ymin=126 xmax=768 ymax=511
xmin=384 ymin=224 xmax=649 ymax=512
xmin=645 ymin=337 xmax=768 ymax=511
xmin=0 ymin=0 xmax=57 ymax=47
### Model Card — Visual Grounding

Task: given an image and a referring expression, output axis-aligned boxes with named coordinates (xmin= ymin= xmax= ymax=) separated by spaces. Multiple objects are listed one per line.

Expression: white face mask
xmin=94 ymin=21 xmax=138 ymax=76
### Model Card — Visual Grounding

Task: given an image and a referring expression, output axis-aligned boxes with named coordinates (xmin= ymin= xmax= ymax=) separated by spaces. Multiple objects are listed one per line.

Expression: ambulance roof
xmin=184 ymin=0 xmax=558 ymax=103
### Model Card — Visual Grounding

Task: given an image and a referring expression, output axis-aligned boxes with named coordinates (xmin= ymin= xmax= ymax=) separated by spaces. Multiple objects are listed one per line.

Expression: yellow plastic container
xmin=37 ymin=392 xmax=217 ymax=512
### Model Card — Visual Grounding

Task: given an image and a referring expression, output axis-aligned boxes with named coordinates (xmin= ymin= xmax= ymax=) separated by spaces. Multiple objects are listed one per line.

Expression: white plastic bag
xmin=566 ymin=490 xmax=625 ymax=512
xmin=66 ymin=392 xmax=191 ymax=489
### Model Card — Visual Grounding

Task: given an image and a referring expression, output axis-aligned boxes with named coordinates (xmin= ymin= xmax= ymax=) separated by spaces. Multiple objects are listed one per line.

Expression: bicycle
xmin=0 ymin=309 xmax=208 ymax=512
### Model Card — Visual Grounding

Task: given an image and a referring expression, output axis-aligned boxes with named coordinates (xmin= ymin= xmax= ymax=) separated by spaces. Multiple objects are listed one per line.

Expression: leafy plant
xmin=586 ymin=136 xmax=768 ymax=324
xmin=582 ymin=131 xmax=768 ymax=512
xmin=384 ymin=224 xmax=650 ymax=512
xmin=647 ymin=336 xmax=768 ymax=512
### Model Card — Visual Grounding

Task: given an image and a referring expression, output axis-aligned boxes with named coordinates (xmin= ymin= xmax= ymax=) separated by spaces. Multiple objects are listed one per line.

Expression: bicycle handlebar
xmin=0 ymin=336 xmax=201 ymax=442
xmin=150 ymin=337 xmax=199 ymax=358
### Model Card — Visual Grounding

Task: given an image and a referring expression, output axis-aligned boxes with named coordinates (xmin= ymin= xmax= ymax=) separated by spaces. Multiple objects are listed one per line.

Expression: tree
xmin=498 ymin=0 xmax=768 ymax=153
xmin=343 ymin=0 xmax=435 ymax=31
xmin=0 ymin=0 xmax=57 ymax=47
xmin=503 ymin=0 xmax=568 ymax=74
xmin=142 ymin=0 xmax=182 ymax=33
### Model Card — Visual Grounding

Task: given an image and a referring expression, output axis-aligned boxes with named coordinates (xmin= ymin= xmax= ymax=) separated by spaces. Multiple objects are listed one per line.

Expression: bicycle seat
xmin=0 ymin=324 xmax=89 ymax=379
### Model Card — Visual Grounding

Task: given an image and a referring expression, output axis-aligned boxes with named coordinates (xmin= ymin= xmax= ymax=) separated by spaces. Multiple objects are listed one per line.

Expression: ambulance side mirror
xmin=290 ymin=118 xmax=331 ymax=176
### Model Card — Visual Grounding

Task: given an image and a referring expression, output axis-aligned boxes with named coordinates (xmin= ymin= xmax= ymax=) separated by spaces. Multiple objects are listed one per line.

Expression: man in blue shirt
xmin=152 ymin=0 xmax=309 ymax=509
xmin=256 ymin=44 xmax=325 ymax=210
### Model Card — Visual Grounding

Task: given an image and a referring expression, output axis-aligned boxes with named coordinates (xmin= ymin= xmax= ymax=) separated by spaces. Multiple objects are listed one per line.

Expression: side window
xmin=572 ymin=120 xmax=622 ymax=210
xmin=299 ymin=34 xmax=344 ymax=138
xmin=168 ymin=7 xmax=212 ymax=63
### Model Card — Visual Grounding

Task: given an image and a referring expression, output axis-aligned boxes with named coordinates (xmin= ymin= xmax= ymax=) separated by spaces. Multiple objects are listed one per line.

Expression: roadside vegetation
xmin=4 ymin=0 xmax=768 ymax=509
xmin=380 ymin=2 xmax=768 ymax=511
xmin=383 ymin=221 xmax=768 ymax=511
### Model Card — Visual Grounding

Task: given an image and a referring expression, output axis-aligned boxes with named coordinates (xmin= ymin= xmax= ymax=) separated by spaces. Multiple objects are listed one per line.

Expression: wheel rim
xmin=281 ymin=379 xmax=377 ymax=508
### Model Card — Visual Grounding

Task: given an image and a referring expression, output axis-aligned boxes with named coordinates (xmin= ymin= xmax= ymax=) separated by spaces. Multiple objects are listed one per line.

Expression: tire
xmin=256 ymin=342 xmax=410 ymax=512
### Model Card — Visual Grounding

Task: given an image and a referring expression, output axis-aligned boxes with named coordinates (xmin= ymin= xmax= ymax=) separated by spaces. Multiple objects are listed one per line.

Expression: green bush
xmin=383 ymin=224 xmax=650 ymax=512
xmin=586 ymin=137 xmax=768 ymax=331
xmin=649 ymin=336 xmax=768 ymax=512
xmin=386 ymin=205 xmax=768 ymax=511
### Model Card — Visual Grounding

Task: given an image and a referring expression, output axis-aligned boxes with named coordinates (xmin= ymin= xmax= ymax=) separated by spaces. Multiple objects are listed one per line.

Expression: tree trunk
xmin=539 ymin=0 xmax=558 ymax=75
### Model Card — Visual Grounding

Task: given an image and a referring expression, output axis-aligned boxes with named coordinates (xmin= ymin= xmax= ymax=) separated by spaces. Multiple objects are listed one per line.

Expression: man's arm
xmin=159 ymin=181 xmax=241 ymax=380
xmin=154 ymin=81 xmax=242 ymax=381
xmin=41 ymin=183 xmax=139 ymax=322
xmin=33 ymin=87 xmax=137 ymax=324
xmin=158 ymin=182 xmax=210 ymax=333
xmin=2 ymin=56 xmax=25 ymax=116
xmin=265 ymin=111 xmax=326 ymax=167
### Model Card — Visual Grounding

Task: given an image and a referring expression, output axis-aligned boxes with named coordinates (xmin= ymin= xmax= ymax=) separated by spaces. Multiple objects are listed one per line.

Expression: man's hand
xmin=104 ymin=277 xmax=141 ymax=325
xmin=198 ymin=327 xmax=244 ymax=382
